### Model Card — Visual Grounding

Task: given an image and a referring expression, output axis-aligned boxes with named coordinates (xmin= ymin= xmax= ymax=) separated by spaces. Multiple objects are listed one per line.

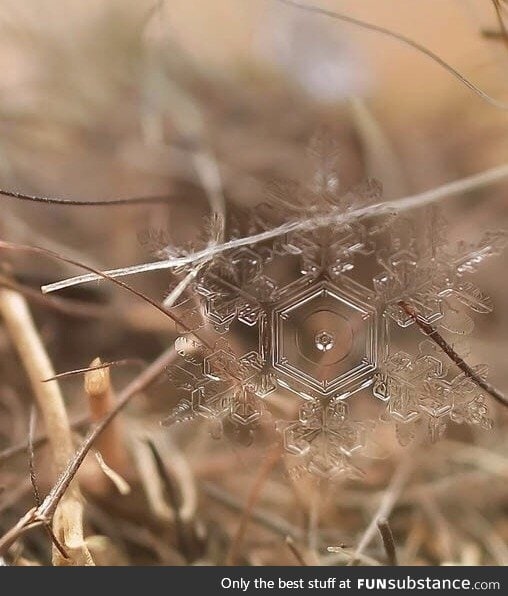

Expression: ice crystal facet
xmin=281 ymin=400 xmax=366 ymax=479
xmin=160 ymin=136 xmax=505 ymax=479
xmin=273 ymin=279 xmax=382 ymax=400
xmin=374 ymin=345 xmax=492 ymax=445
xmin=374 ymin=211 xmax=507 ymax=331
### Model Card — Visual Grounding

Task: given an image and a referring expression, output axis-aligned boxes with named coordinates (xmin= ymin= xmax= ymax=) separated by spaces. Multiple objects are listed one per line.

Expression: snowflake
xmin=374 ymin=209 xmax=507 ymax=332
xmin=280 ymin=400 xmax=366 ymax=479
xmin=373 ymin=345 xmax=492 ymax=445
xmin=158 ymin=136 xmax=505 ymax=479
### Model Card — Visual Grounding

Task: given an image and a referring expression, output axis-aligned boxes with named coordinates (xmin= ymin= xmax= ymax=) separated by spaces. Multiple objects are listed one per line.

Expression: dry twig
xmin=84 ymin=358 xmax=129 ymax=480
xmin=285 ymin=536 xmax=308 ymax=566
xmin=377 ymin=518 xmax=398 ymax=566
xmin=226 ymin=445 xmax=282 ymax=565
xmin=0 ymin=345 xmax=178 ymax=557
xmin=399 ymin=301 xmax=508 ymax=408
xmin=0 ymin=287 xmax=93 ymax=565
xmin=349 ymin=457 xmax=412 ymax=565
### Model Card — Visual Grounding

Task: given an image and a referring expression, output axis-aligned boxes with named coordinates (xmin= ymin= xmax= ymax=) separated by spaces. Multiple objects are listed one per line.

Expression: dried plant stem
xmin=0 ymin=345 xmax=178 ymax=557
xmin=0 ymin=189 xmax=175 ymax=207
xmin=44 ymin=358 xmax=145 ymax=382
xmin=28 ymin=408 xmax=69 ymax=560
xmin=84 ymin=358 xmax=129 ymax=481
xmin=377 ymin=518 xmax=398 ymax=566
xmin=0 ymin=274 xmax=103 ymax=319
xmin=226 ymin=445 xmax=282 ymax=565
xmin=42 ymin=163 xmax=508 ymax=294
xmin=399 ymin=301 xmax=508 ymax=408
xmin=0 ymin=414 xmax=89 ymax=465
xmin=276 ymin=0 xmax=508 ymax=110
xmin=285 ymin=536 xmax=309 ymax=566
xmin=202 ymin=481 xmax=304 ymax=541
xmin=349 ymin=457 xmax=412 ymax=565
xmin=0 ymin=240 xmax=216 ymax=355
xmin=0 ymin=287 xmax=93 ymax=565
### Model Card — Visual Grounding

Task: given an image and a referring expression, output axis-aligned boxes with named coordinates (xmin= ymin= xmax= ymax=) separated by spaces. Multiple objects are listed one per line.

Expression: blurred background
xmin=0 ymin=0 xmax=507 ymax=566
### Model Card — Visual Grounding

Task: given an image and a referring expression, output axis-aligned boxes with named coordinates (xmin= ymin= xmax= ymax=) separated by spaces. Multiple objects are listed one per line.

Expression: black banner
xmin=1 ymin=566 xmax=506 ymax=595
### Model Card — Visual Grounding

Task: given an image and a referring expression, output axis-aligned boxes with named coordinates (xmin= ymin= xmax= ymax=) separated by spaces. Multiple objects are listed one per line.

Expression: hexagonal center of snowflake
xmin=314 ymin=330 xmax=336 ymax=352
xmin=274 ymin=280 xmax=380 ymax=398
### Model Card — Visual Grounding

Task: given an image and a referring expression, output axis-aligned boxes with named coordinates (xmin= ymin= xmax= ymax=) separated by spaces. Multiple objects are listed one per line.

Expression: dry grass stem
xmin=42 ymin=163 xmax=508 ymax=294
xmin=285 ymin=536 xmax=309 ymax=566
xmin=0 ymin=287 xmax=93 ymax=565
xmin=399 ymin=301 xmax=508 ymax=408
xmin=226 ymin=445 xmax=282 ymax=565
xmin=0 ymin=345 xmax=178 ymax=557
xmin=84 ymin=358 xmax=129 ymax=481
xmin=376 ymin=518 xmax=398 ymax=566
xmin=277 ymin=0 xmax=508 ymax=109
xmin=349 ymin=457 xmax=412 ymax=565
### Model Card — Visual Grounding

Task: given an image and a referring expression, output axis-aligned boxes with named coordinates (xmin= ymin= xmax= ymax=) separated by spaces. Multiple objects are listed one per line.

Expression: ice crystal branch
xmin=399 ymin=301 xmax=508 ymax=409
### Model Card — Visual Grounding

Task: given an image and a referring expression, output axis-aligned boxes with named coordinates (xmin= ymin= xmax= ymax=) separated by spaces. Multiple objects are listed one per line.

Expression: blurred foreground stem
xmin=0 ymin=287 xmax=93 ymax=565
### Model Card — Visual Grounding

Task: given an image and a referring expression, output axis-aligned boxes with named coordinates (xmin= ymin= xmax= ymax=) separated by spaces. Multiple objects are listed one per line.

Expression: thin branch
xmin=43 ymin=358 xmax=145 ymax=382
xmin=275 ymin=0 xmax=508 ymax=110
xmin=399 ymin=301 xmax=508 ymax=408
xmin=349 ymin=457 xmax=412 ymax=565
xmin=0 ymin=189 xmax=175 ymax=207
xmin=285 ymin=536 xmax=308 ymax=566
xmin=41 ymin=163 xmax=508 ymax=293
xmin=0 ymin=241 xmax=189 ymax=332
xmin=0 ymin=344 xmax=178 ymax=556
xmin=28 ymin=408 xmax=69 ymax=561
xmin=0 ymin=275 xmax=104 ymax=319
xmin=27 ymin=408 xmax=42 ymax=508
xmin=0 ymin=414 xmax=89 ymax=465
xmin=377 ymin=518 xmax=398 ymax=566
xmin=0 ymin=241 xmax=215 ymax=352
xmin=0 ymin=287 xmax=92 ymax=564
xmin=226 ymin=445 xmax=281 ymax=565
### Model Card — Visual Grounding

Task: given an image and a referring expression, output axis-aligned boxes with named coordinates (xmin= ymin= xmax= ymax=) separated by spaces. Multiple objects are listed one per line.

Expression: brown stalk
xmin=0 ymin=344 xmax=178 ymax=557
xmin=398 ymin=301 xmax=508 ymax=408
xmin=27 ymin=408 xmax=69 ymax=561
xmin=43 ymin=358 xmax=145 ymax=382
xmin=377 ymin=517 xmax=398 ymax=566
xmin=0 ymin=188 xmax=175 ymax=207
xmin=0 ymin=287 xmax=93 ymax=565
xmin=285 ymin=536 xmax=309 ymax=566
xmin=0 ymin=274 xmax=104 ymax=319
xmin=0 ymin=240 xmax=215 ymax=351
xmin=226 ymin=445 xmax=282 ymax=565
xmin=84 ymin=358 xmax=129 ymax=482
xmin=349 ymin=456 xmax=412 ymax=565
